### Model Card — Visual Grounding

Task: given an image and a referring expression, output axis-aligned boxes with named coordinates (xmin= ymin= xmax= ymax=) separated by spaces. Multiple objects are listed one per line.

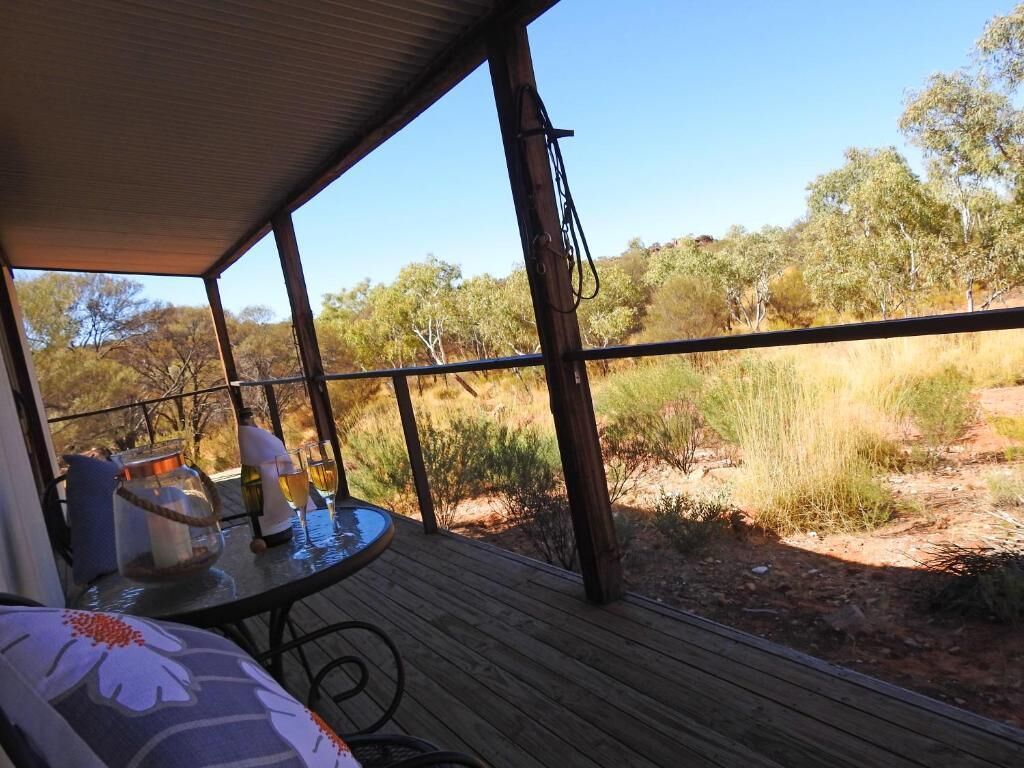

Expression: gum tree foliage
xmin=901 ymin=30 xmax=1024 ymax=311
xmin=576 ymin=263 xmax=645 ymax=348
xmin=643 ymin=227 xmax=788 ymax=332
xmin=18 ymin=272 xmax=150 ymax=352
xmin=17 ymin=273 xmax=150 ymax=451
xmin=321 ymin=278 xmax=420 ymax=370
xmin=460 ymin=271 xmax=539 ymax=359
xmin=803 ymin=147 xmax=944 ymax=319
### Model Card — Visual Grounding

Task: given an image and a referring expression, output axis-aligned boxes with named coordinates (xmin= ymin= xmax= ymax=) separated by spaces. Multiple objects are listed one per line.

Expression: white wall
xmin=0 ymin=353 xmax=63 ymax=605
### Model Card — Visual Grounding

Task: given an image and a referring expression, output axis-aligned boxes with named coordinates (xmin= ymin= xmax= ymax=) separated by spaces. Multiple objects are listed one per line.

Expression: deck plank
xmin=404 ymin=526 xmax=1017 ymax=768
xmin=213 ymin=480 xmax=1023 ymax=768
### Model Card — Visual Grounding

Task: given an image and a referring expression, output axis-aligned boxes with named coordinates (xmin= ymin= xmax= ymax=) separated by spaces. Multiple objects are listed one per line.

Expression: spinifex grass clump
xmin=927 ymin=543 xmax=1024 ymax=625
xmin=706 ymin=358 xmax=896 ymax=534
xmin=987 ymin=467 xmax=1024 ymax=507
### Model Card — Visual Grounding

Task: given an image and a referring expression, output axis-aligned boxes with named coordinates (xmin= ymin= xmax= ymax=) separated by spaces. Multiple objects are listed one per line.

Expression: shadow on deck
xmin=213 ymin=474 xmax=1024 ymax=768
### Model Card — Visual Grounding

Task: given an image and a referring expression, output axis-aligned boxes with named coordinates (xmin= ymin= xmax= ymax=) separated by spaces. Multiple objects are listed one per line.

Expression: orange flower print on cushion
xmin=240 ymin=660 xmax=360 ymax=768
xmin=0 ymin=608 xmax=194 ymax=713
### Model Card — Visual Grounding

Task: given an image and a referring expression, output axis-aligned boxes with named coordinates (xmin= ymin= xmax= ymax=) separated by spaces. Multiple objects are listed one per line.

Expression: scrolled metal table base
xmin=233 ymin=607 xmax=406 ymax=736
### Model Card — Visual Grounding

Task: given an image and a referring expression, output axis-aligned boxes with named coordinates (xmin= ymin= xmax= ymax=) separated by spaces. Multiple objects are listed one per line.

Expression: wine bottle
xmin=239 ymin=408 xmax=293 ymax=546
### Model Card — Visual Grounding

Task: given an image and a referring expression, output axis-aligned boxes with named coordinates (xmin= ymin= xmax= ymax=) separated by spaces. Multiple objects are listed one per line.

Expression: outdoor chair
xmin=0 ymin=594 xmax=487 ymax=768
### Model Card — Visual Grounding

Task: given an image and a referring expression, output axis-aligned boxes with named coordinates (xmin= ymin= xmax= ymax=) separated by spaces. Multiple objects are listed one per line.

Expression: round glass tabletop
xmin=75 ymin=503 xmax=393 ymax=627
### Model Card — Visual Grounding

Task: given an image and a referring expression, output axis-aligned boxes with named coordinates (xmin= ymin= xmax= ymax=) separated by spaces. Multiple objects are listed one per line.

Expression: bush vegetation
xmin=927 ymin=543 xmax=1024 ymax=625
xmin=652 ymin=490 xmax=737 ymax=554
xmin=900 ymin=367 xmax=976 ymax=452
xmin=345 ymin=411 xmax=415 ymax=513
xmin=599 ymin=362 xmax=709 ymax=486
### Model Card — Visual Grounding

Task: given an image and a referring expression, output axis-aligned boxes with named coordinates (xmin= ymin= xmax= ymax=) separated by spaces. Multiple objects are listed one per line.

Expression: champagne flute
xmin=305 ymin=440 xmax=339 ymax=522
xmin=275 ymin=449 xmax=310 ymax=546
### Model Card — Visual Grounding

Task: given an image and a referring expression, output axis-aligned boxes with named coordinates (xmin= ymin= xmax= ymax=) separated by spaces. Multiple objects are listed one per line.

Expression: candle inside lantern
xmin=146 ymin=485 xmax=194 ymax=568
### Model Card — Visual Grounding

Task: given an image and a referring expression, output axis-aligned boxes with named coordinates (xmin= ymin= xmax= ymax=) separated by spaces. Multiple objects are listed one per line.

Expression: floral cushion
xmin=0 ymin=607 xmax=361 ymax=768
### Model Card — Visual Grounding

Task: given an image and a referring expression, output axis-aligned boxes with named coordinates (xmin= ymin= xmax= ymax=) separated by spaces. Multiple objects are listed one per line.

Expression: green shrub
xmin=613 ymin=510 xmax=636 ymax=557
xmin=599 ymin=362 xmax=709 ymax=477
xmin=488 ymin=424 xmax=579 ymax=569
xmin=487 ymin=422 xmax=560 ymax=497
xmin=345 ymin=416 xmax=415 ymax=514
xmin=641 ymin=274 xmax=729 ymax=342
xmin=420 ymin=412 xmax=496 ymax=529
xmin=927 ymin=543 xmax=1024 ymax=625
xmin=501 ymin=483 xmax=578 ymax=570
xmin=900 ymin=367 xmax=976 ymax=451
xmin=601 ymin=421 xmax=656 ymax=503
xmin=652 ymin=489 xmax=735 ymax=554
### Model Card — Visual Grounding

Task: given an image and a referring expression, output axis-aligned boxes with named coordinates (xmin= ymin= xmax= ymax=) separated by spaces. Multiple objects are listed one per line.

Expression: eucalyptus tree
xmin=643 ymin=228 xmax=788 ymax=332
xmin=803 ymin=147 xmax=943 ymax=319
xmin=576 ymin=263 xmax=645 ymax=349
xmin=901 ymin=8 xmax=1024 ymax=311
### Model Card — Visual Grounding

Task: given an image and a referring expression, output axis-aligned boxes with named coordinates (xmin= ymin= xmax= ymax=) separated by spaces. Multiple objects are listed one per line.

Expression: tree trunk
xmin=966 ymin=284 xmax=975 ymax=313
xmin=453 ymin=373 xmax=478 ymax=398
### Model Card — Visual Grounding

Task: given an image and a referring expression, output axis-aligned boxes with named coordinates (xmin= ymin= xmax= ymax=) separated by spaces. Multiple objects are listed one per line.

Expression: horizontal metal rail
xmin=569 ymin=306 xmax=1024 ymax=363
xmin=321 ymin=353 xmax=544 ymax=382
xmin=47 ymin=384 xmax=230 ymax=424
xmin=229 ymin=374 xmax=306 ymax=387
xmin=44 ymin=308 xmax=1024 ymax=426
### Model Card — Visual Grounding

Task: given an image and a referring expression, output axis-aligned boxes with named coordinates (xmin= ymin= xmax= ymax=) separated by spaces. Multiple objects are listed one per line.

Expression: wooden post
xmin=488 ymin=25 xmax=623 ymax=603
xmin=263 ymin=383 xmax=285 ymax=443
xmin=393 ymin=375 xmax=437 ymax=534
xmin=271 ymin=210 xmax=349 ymax=498
xmin=141 ymin=404 xmax=156 ymax=445
xmin=204 ymin=277 xmax=244 ymax=420
xmin=0 ymin=263 xmax=56 ymax=492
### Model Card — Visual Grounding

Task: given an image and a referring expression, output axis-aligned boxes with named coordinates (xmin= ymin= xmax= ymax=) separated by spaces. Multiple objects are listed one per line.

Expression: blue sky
xmin=124 ymin=0 xmax=1017 ymax=318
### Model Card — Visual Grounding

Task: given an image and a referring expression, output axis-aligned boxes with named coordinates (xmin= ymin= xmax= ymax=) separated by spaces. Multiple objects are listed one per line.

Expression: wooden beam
xmin=204 ymin=277 xmax=244 ymax=419
xmin=263 ymin=382 xmax=285 ymax=444
xmin=487 ymin=25 xmax=623 ymax=603
xmin=271 ymin=211 xmax=349 ymax=498
xmin=202 ymin=0 xmax=561 ymax=279
xmin=0 ymin=264 xmax=56 ymax=492
xmin=393 ymin=375 xmax=438 ymax=535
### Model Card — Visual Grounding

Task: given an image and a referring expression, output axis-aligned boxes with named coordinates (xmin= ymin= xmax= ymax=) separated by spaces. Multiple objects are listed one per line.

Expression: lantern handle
xmin=115 ymin=464 xmax=222 ymax=528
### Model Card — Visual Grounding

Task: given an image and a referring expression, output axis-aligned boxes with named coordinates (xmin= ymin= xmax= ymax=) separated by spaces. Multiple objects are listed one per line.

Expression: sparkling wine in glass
xmin=306 ymin=440 xmax=339 ymax=521
xmin=275 ymin=449 xmax=310 ymax=545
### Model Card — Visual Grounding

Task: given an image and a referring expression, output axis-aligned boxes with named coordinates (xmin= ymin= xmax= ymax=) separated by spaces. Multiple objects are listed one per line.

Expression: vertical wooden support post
xmin=141 ymin=404 xmax=156 ymax=445
xmin=271 ymin=210 xmax=350 ymax=498
xmin=0 ymin=263 xmax=56 ymax=492
xmin=488 ymin=25 xmax=623 ymax=603
xmin=263 ymin=383 xmax=285 ymax=443
xmin=204 ymin=277 xmax=244 ymax=420
xmin=393 ymin=375 xmax=437 ymax=534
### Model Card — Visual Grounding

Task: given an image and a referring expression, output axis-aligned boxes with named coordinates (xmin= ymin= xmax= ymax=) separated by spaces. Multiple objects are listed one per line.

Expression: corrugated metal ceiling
xmin=0 ymin=0 xmax=516 ymax=277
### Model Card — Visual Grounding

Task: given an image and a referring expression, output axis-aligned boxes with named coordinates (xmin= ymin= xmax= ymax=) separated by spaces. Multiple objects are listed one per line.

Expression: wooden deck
xmin=215 ymin=476 xmax=1024 ymax=768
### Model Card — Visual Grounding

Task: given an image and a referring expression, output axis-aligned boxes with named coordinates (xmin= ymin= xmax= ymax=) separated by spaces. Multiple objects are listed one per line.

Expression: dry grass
xmin=710 ymin=359 xmax=896 ymax=534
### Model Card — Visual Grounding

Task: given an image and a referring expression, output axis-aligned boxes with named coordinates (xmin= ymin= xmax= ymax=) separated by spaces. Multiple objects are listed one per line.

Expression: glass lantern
xmin=112 ymin=441 xmax=224 ymax=583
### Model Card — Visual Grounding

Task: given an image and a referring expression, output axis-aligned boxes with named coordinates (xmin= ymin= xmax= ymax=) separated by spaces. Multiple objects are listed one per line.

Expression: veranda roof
xmin=0 ymin=0 xmax=551 ymax=277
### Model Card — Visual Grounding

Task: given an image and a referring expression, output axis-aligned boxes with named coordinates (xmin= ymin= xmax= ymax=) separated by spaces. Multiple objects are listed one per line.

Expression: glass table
xmin=76 ymin=501 xmax=394 ymax=685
